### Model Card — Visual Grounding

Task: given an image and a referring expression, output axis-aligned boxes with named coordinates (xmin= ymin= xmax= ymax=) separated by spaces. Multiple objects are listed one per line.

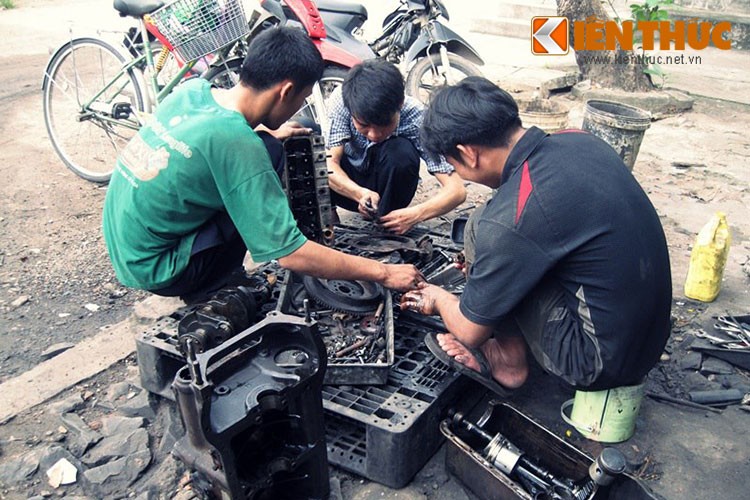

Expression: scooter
xmin=203 ymin=0 xmax=375 ymax=128
xmin=317 ymin=0 xmax=484 ymax=103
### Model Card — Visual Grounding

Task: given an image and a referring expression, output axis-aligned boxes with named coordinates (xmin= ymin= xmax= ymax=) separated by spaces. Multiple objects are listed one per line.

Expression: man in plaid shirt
xmin=326 ymin=60 xmax=466 ymax=234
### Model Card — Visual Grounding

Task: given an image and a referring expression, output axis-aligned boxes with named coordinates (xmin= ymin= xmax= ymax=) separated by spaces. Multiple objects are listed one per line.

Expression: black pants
xmin=151 ymin=132 xmax=285 ymax=301
xmin=332 ymin=136 xmax=420 ymax=216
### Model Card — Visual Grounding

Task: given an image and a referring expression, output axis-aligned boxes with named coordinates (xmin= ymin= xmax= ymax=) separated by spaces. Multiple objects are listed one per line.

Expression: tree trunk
xmin=558 ymin=0 xmax=653 ymax=91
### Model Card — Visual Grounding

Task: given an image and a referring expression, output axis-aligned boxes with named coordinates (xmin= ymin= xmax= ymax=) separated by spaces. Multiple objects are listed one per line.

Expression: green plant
xmin=0 ymin=0 xmax=15 ymax=9
xmin=630 ymin=0 xmax=674 ymax=25
xmin=608 ymin=0 xmax=674 ymax=87
xmin=632 ymin=0 xmax=674 ymax=86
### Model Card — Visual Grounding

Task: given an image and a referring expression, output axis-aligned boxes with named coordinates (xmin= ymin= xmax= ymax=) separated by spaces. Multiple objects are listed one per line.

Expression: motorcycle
xmin=318 ymin=0 xmax=484 ymax=103
xmin=203 ymin=0 xmax=374 ymax=128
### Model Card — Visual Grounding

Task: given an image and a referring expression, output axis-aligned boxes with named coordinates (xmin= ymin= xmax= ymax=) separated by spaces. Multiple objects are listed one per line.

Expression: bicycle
xmin=42 ymin=0 xmax=251 ymax=183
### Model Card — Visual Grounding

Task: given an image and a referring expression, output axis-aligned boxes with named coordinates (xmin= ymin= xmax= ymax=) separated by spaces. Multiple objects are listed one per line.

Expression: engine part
xmin=177 ymin=274 xmax=274 ymax=354
xmin=443 ymin=401 xmax=658 ymax=500
xmin=451 ymin=412 xmax=596 ymax=500
xmin=589 ymin=448 xmax=627 ymax=487
xmin=172 ymin=312 xmax=330 ymax=500
xmin=302 ymin=275 xmax=384 ymax=316
xmin=349 ymin=233 xmax=433 ymax=263
xmin=282 ymin=134 xmax=335 ymax=246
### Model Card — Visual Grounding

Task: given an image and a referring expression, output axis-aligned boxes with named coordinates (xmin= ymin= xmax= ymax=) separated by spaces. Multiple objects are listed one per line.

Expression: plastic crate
xmin=322 ymin=318 xmax=485 ymax=488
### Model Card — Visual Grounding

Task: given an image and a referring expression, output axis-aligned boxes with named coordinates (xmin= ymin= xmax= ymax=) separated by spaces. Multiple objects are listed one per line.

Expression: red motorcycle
xmin=203 ymin=0 xmax=374 ymax=125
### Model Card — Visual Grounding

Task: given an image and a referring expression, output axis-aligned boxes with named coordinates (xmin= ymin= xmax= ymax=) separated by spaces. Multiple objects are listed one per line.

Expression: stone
xmin=48 ymin=395 xmax=84 ymax=416
xmin=683 ymin=372 xmax=722 ymax=392
xmin=82 ymin=450 xmax=151 ymax=497
xmin=571 ymin=86 xmax=695 ymax=120
xmin=329 ymin=476 xmax=343 ymax=500
xmin=716 ymin=374 xmax=750 ymax=394
xmin=118 ymin=390 xmax=156 ymax=421
xmin=46 ymin=457 xmax=78 ymax=488
xmin=137 ymin=457 xmax=183 ymax=499
xmin=679 ymin=351 xmax=703 ymax=371
xmin=40 ymin=342 xmax=76 ymax=361
xmin=84 ymin=303 xmax=100 ymax=312
xmin=60 ymin=413 xmax=102 ymax=457
xmin=82 ymin=427 xmax=149 ymax=466
xmin=99 ymin=415 xmax=145 ymax=437
xmin=106 ymin=381 xmax=133 ymax=403
xmin=701 ymin=357 xmax=736 ymax=375
xmin=0 ymin=449 xmax=40 ymax=484
xmin=11 ymin=295 xmax=29 ymax=308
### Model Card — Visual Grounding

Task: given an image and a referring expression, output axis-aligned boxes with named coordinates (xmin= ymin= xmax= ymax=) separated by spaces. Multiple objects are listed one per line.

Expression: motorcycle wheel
xmin=205 ymin=62 xmax=348 ymax=129
xmin=296 ymin=65 xmax=349 ymax=125
xmin=406 ymin=52 xmax=483 ymax=104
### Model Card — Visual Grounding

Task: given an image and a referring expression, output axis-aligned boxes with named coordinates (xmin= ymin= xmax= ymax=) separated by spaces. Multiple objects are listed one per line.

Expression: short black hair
xmin=421 ymin=77 xmax=522 ymax=160
xmin=240 ymin=27 xmax=324 ymax=91
xmin=342 ymin=60 xmax=404 ymax=126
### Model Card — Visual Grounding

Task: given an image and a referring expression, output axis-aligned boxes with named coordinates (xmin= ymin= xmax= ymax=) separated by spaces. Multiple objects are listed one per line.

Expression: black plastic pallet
xmin=322 ymin=317 xmax=485 ymax=488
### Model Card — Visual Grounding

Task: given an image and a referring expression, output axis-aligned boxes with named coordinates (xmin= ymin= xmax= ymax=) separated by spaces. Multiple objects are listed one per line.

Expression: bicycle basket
xmin=149 ymin=0 xmax=249 ymax=62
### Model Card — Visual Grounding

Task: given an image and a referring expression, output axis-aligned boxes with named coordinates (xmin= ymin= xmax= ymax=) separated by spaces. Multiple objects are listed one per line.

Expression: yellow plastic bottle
xmin=684 ymin=212 xmax=731 ymax=302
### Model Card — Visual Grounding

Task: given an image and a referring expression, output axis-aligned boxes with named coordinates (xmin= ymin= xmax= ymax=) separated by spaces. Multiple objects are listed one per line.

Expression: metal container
xmin=277 ymin=270 xmax=395 ymax=385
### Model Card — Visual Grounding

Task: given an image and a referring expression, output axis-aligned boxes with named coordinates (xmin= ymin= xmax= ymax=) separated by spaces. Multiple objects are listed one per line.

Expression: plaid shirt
xmin=325 ymin=87 xmax=454 ymax=175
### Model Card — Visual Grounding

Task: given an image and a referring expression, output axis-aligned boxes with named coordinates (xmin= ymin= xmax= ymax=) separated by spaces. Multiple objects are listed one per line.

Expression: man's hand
xmin=357 ymin=190 xmax=381 ymax=219
xmin=379 ymin=206 xmax=423 ymax=235
xmin=382 ymin=263 xmax=425 ymax=291
xmin=399 ymin=282 xmax=446 ymax=315
xmin=267 ymin=121 xmax=313 ymax=140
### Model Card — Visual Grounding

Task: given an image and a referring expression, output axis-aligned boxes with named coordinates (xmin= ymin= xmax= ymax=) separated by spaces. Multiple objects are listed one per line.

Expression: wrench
xmin=693 ymin=330 xmax=750 ymax=349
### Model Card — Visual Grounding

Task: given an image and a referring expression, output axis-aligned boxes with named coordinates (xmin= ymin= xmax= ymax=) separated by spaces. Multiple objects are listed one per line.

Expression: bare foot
xmin=436 ymin=333 xmax=528 ymax=389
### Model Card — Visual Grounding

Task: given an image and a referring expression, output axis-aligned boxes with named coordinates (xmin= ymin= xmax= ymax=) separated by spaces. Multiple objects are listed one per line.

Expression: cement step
xmin=669 ymin=6 xmax=750 ymax=50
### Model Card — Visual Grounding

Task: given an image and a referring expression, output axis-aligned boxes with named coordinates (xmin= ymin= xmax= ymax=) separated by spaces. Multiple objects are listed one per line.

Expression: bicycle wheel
xmin=405 ymin=52 xmax=483 ymax=104
xmin=204 ymin=62 xmax=348 ymax=126
xmin=43 ymin=37 xmax=147 ymax=183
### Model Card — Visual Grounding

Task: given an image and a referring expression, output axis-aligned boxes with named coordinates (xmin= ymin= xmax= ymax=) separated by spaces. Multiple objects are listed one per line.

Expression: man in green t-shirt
xmin=103 ymin=27 xmax=422 ymax=302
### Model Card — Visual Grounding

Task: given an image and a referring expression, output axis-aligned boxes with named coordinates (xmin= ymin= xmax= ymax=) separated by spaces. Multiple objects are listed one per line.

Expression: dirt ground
xmin=1 ymin=1 xmax=750 ymax=499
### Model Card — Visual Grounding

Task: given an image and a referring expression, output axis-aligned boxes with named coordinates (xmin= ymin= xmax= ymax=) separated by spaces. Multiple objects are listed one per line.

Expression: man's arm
xmin=327 ymin=145 xmax=380 ymax=216
xmin=400 ymin=283 xmax=493 ymax=347
xmin=278 ymin=240 xmax=422 ymax=291
xmin=380 ymin=171 xmax=466 ymax=235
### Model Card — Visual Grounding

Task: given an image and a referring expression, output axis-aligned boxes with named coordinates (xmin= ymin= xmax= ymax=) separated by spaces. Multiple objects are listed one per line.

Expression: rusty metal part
xmin=335 ymin=336 xmax=373 ymax=358
xmin=351 ymin=234 xmax=420 ymax=253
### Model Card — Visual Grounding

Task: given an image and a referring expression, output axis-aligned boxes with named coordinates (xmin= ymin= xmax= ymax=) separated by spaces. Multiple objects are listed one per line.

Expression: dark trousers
xmin=464 ymin=203 xmax=603 ymax=389
xmin=332 ymin=136 xmax=420 ymax=216
xmin=151 ymin=132 xmax=285 ymax=301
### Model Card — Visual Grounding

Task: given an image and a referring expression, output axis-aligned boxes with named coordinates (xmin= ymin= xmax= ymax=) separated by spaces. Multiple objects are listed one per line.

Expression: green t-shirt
xmin=102 ymin=79 xmax=306 ymax=290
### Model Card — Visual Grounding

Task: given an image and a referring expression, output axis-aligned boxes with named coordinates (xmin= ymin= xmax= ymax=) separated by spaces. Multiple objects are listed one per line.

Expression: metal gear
xmin=302 ymin=276 xmax=384 ymax=316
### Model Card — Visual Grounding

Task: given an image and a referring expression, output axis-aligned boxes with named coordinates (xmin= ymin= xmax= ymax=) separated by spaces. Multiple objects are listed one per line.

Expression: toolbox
xmin=277 ymin=270 xmax=395 ymax=386
xmin=442 ymin=400 xmax=663 ymax=500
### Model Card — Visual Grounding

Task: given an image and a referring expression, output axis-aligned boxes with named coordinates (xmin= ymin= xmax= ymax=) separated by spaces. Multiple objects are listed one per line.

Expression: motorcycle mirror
xmin=432 ymin=0 xmax=450 ymax=21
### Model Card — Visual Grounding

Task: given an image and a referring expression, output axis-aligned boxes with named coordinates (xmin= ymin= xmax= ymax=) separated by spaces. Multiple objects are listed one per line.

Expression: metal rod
xmin=335 ymin=336 xmax=372 ymax=358
xmin=646 ymin=391 xmax=723 ymax=414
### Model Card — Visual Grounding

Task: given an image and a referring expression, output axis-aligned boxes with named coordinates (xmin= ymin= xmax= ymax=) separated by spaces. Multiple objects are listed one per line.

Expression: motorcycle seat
xmin=317 ymin=0 xmax=368 ymax=20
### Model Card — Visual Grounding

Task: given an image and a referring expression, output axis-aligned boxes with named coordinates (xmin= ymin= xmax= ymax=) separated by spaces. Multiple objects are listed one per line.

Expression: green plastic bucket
xmin=561 ymin=383 xmax=644 ymax=443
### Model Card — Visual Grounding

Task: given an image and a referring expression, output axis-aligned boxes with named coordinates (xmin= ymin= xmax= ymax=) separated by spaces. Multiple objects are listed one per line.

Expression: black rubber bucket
xmin=581 ymin=100 xmax=651 ymax=171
